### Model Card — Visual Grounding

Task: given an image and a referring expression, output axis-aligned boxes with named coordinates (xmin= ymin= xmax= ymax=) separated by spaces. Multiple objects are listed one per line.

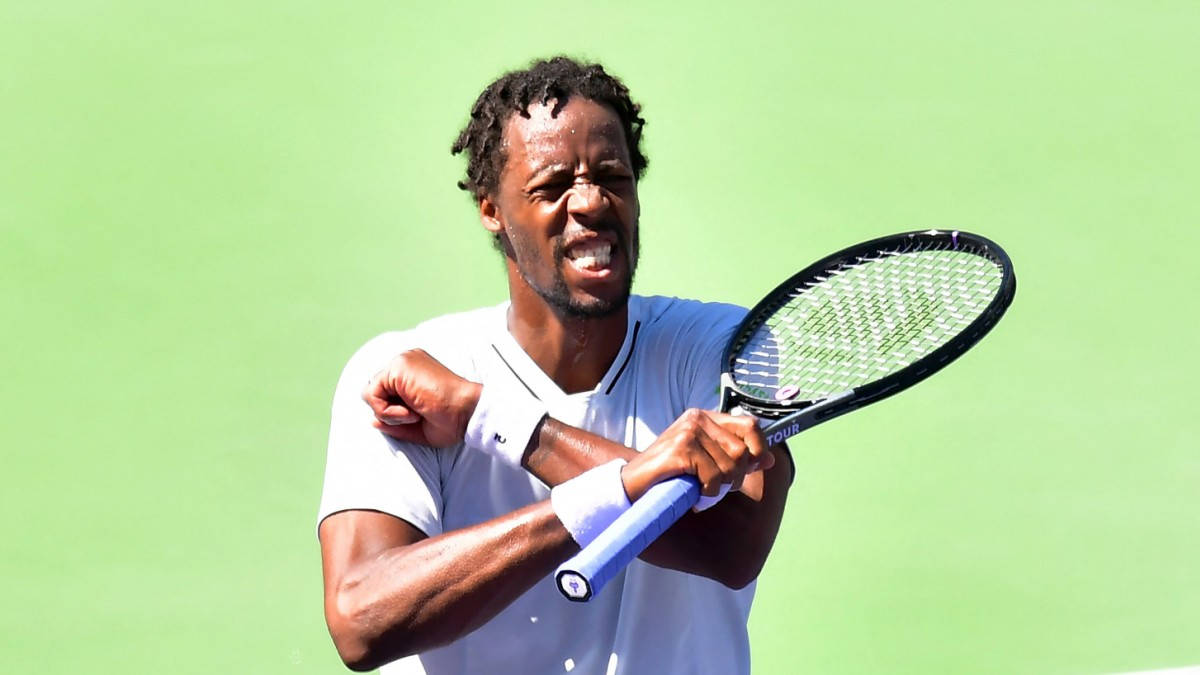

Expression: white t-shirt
xmin=319 ymin=295 xmax=754 ymax=675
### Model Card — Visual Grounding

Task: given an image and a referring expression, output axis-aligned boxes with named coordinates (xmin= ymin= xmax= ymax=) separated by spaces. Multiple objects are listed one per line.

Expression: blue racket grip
xmin=554 ymin=390 xmax=855 ymax=602
xmin=555 ymin=475 xmax=700 ymax=601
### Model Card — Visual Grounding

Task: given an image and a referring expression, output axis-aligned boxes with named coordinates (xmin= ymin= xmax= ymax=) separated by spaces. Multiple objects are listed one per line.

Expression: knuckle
xmin=396 ymin=348 xmax=425 ymax=366
xmin=677 ymin=409 xmax=709 ymax=435
xmin=662 ymin=454 xmax=693 ymax=477
xmin=725 ymin=415 xmax=752 ymax=432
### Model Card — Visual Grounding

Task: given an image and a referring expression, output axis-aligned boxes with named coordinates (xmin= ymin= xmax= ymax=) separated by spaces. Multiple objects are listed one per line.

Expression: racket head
xmin=721 ymin=229 xmax=1016 ymax=420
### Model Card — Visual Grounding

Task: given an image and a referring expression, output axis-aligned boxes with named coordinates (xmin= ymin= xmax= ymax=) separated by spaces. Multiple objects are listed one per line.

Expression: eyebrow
xmin=526 ymin=163 xmax=573 ymax=183
xmin=592 ymin=158 xmax=631 ymax=172
xmin=526 ymin=157 xmax=631 ymax=183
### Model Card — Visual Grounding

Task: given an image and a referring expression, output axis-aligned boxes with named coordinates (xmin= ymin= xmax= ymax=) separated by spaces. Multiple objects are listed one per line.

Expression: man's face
xmin=482 ymin=97 xmax=640 ymax=319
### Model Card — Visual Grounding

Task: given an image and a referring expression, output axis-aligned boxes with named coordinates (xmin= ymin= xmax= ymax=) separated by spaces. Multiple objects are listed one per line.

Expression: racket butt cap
xmin=556 ymin=571 xmax=592 ymax=602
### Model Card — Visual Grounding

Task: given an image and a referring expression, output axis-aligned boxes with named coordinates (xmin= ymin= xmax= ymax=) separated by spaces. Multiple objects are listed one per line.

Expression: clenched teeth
xmin=565 ymin=242 xmax=613 ymax=270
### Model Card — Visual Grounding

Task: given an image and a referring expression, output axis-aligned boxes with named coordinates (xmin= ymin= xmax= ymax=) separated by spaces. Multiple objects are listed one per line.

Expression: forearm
xmin=523 ymin=417 xmax=792 ymax=587
xmin=325 ymin=503 xmax=575 ymax=670
xmin=523 ymin=416 xmax=637 ymax=479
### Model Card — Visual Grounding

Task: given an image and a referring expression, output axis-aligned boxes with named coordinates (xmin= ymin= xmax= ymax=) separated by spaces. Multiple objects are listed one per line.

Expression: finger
xmin=693 ymin=454 xmax=726 ymax=497
xmin=683 ymin=419 xmax=740 ymax=508
xmin=668 ymin=424 xmax=723 ymax=497
xmin=361 ymin=376 xmax=398 ymax=414
xmin=371 ymin=418 xmax=428 ymax=444
xmin=377 ymin=405 xmax=420 ymax=426
xmin=688 ymin=424 xmax=746 ymax=496
xmin=693 ymin=415 xmax=752 ymax=491
xmin=361 ymin=372 xmax=421 ymax=424
xmin=363 ymin=387 xmax=419 ymax=424
xmin=707 ymin=412 xmax=775 ymax=473
xmin=753 ymin=444 xmax=777 ymax=472
xmin=698 ymin=412 xmax=753 ymax=457
xmin=741 ymin=424 xmax=774 ymax=473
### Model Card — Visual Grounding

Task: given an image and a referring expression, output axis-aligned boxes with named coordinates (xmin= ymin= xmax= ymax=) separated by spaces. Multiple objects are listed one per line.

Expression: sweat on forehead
xmin=505 ymin=99 xmax=622 ymax=143
xmin=450 ymin=56 xmax=649 ymax=202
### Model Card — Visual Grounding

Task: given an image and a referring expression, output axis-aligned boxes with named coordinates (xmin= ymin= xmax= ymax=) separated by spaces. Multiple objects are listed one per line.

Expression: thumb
xmin=376 ymin=403 xmax=420 ymax=426
xmin=372 ymin=418 xmax=428 ymax=444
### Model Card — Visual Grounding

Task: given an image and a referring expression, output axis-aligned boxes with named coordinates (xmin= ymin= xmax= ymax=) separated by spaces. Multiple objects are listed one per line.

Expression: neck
xmin=505 ymin=280 xmax=629 ymax=395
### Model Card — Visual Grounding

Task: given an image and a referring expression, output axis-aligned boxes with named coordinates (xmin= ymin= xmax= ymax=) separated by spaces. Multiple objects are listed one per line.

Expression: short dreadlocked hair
xmin=451 ymin=56 xmax=648 ymax=203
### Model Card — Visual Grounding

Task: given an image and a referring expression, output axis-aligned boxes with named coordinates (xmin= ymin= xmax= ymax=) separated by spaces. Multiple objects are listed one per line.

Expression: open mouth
xmin=564 ymin=240 xmax=614 ymax=272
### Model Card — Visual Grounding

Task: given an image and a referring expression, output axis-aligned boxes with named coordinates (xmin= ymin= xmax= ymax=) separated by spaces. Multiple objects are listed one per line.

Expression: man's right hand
xmin=619 ymin=409 xmax=775 ymax=503
xmin=361 ymin=349 xmax=482 ymax=447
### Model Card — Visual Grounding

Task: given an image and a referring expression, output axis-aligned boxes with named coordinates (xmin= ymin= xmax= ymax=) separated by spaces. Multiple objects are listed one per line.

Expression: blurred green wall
xmin=3 ymin=2 xmax=1197 ymax=672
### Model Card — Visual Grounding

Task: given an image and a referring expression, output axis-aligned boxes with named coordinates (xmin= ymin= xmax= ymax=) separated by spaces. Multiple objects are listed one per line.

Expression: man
xmin=318 ymin=57 xmax=792 ymax=674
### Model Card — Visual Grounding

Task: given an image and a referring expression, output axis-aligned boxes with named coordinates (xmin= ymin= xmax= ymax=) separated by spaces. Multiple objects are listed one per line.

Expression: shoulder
xmin=626 ymin=296 xmax=747 ymax=388
xmin=632 ymin=295 xmax=747 ymax=336
xmin=411 ymin=302 xmax=507 ymax=338
xmin=337 ymin=303 xmax=506 ymax=385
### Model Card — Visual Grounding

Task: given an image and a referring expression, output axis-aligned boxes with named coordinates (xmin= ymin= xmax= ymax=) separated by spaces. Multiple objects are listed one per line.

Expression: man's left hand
xmin=362 ymin=349 xmax=482 ymax=447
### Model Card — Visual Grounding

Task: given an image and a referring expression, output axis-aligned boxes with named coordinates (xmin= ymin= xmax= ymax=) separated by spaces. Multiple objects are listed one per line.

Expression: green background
xmin=3 ymin=2 xmax=1197 ymax=673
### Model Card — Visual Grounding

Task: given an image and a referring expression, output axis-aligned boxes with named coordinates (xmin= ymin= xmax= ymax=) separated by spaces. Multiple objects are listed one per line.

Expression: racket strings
xmin=731 ymin=244 xmax=1003 ymax=402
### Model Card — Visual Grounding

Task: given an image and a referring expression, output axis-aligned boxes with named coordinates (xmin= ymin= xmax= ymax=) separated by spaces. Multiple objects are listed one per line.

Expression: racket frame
xmin=555 ymin=229 xmax=1016 ymax=601
xmin=720 ymin=229 xmax=1015 ymax=422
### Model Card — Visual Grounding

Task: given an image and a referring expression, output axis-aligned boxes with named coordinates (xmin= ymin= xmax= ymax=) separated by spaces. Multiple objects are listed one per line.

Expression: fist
xmin=362 ymin=349 xmax=482 ymax=447
xmin=621 ymin=409 xmax=774 ymax=502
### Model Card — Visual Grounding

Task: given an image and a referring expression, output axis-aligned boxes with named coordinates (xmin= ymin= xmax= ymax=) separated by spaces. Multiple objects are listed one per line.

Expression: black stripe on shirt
xmin=490 ymin=344 xmax=541 ymax=401
xmin=604 ymin=320 xmax=641 ymax=396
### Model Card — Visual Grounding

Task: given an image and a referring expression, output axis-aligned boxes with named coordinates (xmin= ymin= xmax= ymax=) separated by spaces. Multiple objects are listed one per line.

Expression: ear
xmin=479 ymin=196 xmax=504 ymax=235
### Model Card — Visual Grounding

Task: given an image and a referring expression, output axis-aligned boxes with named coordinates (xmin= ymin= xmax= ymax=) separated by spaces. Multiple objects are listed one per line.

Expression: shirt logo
xmin=493 ymin=433 xmax=506 ymax=444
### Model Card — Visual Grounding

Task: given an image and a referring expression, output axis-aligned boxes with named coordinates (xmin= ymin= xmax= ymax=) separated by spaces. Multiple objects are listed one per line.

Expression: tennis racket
xmin=555 ymin=229 xmax=1016 ymax=601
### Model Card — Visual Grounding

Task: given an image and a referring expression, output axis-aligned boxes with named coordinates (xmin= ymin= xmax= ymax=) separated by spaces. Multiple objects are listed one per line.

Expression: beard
xmin=514 ymin=225 xmax=639 ymax=320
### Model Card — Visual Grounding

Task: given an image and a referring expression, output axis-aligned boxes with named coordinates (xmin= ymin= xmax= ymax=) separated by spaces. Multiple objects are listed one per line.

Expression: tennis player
xmin=318 ymin=57 xmax=792 ymax=674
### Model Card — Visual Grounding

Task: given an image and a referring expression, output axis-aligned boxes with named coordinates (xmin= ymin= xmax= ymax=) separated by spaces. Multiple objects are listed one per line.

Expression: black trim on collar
xmin=490 ymin=344 xmax=542 ymax=401
xmin=604 ymin=320 xmax=641 ymax=396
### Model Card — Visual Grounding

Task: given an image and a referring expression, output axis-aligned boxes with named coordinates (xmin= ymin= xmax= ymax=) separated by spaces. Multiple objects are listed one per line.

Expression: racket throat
xmin=759 ymin=389 xmax=856 ymax=446
xmin=718 ymin=372 xmax=788 ymax=418
xmin=717 ymin=373 xmax=742 ymax=414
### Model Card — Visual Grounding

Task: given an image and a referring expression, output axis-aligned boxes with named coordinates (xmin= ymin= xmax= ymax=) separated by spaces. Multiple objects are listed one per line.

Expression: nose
xmin=566 ymin=182 xmax=608 ymax=221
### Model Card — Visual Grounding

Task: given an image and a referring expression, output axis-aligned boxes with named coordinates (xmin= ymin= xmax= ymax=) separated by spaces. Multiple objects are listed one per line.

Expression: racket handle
xmin=555 ymin=475 xmax=700 ymax=601
xmin=553 ymin=391 xmax=854 ymax=602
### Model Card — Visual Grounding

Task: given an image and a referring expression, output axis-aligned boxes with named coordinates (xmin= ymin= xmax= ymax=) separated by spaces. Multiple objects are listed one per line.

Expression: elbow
xmin=326 ymin=613 xmax=383 ymax=672
xmin=343 ymin=653 xmax=387 ymax=673
xmin=328 ymin=618 xmax=405 ymax=672
xmin=326 ymin=592 xmax=416 ymax=672
xmin=339 ymin=651 xmax=378 ymax=674
xmin=333 ymin=641 xmax=379 ymax=673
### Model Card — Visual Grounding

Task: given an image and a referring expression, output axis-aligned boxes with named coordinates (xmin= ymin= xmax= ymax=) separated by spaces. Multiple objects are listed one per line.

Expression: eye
xmin=530 ymin=178 xmax=571 ymax=201
xmin=599 ymin=173 xmax=633 ymax=192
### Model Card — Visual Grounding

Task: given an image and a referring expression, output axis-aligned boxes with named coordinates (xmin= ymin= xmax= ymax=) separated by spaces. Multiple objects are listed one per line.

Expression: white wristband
xmin=550 ymin=459 xmax=632 ymax=547
xmin=463 ymin=382 xmax=548 ymax=467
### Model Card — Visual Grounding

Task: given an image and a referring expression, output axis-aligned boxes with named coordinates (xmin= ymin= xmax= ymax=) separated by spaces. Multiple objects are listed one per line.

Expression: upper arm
xmin=318 ymin=510 xmax=428 ymax=651
xmin=320 ymin=334 xmax=446 ymax=538
xmin=318 ymin=335 xmax=448 ymax=647
xmin=319 ymin=510 xmax=428 ymax=593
